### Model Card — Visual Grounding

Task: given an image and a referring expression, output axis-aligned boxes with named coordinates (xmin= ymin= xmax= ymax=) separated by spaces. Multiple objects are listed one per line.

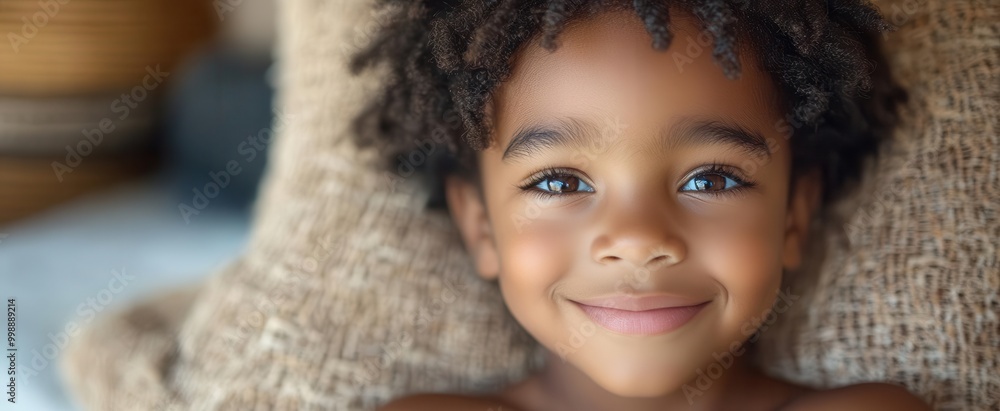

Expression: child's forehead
xmin=486 ymin=10 xmax=784 ymax=154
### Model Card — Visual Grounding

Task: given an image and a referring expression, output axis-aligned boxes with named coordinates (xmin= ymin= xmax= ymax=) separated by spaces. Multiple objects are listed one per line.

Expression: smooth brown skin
xmin=380 ymin=9 xmax=931 ymax=411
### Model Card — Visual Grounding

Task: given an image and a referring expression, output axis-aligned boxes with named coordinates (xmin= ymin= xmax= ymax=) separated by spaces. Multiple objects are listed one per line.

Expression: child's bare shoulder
xmin=377 ymin=393 xmax=521 ymax=411
xmin=785 ymin=382 xmax=931 ymax=411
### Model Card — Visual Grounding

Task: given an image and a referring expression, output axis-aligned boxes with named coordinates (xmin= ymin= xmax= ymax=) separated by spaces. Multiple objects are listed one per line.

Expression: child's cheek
xmin=503 ymin=222 xmax=570 ymax=286
xmin=680 ymin=195 xmax=786 ymax=337
xmin=495 ymin=215 xmax=575 ymax=340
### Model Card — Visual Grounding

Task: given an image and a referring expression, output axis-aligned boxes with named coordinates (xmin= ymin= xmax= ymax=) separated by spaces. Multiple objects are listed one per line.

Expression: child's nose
xmin=589 ymin=205 xmax=687 ymax=270
xmin=592 ymin=235 xmax=686 ymax=270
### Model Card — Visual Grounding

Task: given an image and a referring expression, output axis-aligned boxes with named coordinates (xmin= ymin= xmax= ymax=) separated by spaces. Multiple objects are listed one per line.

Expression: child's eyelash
xmin=518 ymin=167 xmax=579 ymax=188
xmin=516 ymin=167 xmax=591 ymax=200
xmin=684 ymin=163 xmax=759 ymax=200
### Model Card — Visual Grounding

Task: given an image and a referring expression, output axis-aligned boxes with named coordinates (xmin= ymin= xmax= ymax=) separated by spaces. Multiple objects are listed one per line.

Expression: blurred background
xmin=0 ymin=0 xmax=277 ymax=409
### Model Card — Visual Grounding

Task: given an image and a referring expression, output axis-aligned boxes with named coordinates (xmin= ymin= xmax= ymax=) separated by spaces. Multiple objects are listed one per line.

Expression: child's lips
xmin=570 ymin=295 xmax=711 ymax=336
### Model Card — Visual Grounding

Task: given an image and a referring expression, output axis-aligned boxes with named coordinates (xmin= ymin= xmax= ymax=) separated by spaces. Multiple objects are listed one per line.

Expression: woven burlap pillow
xmin=61 ymin=0 xmax=998 ymax=410
xmin=755 ymin=1 xmax=999 ymax=409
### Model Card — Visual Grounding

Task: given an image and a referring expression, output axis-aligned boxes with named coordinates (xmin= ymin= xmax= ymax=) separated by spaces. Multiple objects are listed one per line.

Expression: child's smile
xmin=445 ymin=8 xmax=817 ymax=406
xmin=569 ymin=293 xmax=712 ymax=336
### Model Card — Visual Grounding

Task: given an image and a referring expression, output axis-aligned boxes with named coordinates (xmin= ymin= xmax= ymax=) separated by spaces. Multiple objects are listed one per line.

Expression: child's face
xmin=446 ymin=10 xmax=819 ymax=397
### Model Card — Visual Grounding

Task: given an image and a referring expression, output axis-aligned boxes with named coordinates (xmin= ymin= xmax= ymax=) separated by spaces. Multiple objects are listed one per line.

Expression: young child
xmin=350 ymin=1 xmax=929 ymax=410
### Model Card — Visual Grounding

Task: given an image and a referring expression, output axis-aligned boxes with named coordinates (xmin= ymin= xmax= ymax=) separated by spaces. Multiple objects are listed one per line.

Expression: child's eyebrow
xmin=663 ymin=116 xmax=773 ymax=161
xmin=502 ymin=117 xmax=596 ymax=164
xmin=501 ymin=115 xmax=772 ymax=164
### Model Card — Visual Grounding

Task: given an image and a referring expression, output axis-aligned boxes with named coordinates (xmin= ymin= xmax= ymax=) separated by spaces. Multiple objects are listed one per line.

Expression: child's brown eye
xmin=519 ymin=168 xmax=596 ymax=198
xmin=534 ymin=174 xmax=594 ymax=194
xmin=679 ymin=165 xmax=755 ymax=196
xmin=684 ymin=173 xmax=731 ymax=192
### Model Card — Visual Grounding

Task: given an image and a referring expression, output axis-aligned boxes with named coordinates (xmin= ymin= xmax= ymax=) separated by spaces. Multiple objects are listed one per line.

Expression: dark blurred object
xmin=164 ymin=0 xmax=277 ymax=212
xmin=0 ymin=0 xmax=217 ymax=224
xmin=164 ymin=46 xmax=275 ymax=210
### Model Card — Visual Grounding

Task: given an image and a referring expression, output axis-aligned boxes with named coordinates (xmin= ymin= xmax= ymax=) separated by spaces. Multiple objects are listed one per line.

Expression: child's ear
xmin=782 ymin=169 xmax=822 ymax=272
xmin=444 ymin=175 xmax=501 ymax=281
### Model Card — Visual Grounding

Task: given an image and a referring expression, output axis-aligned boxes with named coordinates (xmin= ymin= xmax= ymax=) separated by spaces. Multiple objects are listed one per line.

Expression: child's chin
xmin=578 ymin=358 xmax=695 ymax=398
xmin=591 ymin=374 xmax=686 ymax=398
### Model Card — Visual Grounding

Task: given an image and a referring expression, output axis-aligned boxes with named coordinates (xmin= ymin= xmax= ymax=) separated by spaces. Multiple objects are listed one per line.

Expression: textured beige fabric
xmin=60 ymin=0 xmax=998 ymax=410
xmin=756 ymin=1 xmax=1000 ymax=409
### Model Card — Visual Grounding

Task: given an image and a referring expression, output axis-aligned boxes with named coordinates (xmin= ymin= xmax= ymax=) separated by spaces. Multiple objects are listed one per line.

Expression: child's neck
xmin=500 ymin=348 xmax=796 ymax=411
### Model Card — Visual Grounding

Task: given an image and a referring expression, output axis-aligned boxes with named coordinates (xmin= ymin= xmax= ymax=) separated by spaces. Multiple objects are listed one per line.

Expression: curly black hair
xmin=348 ymin=0 xmax=907 ymax=211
